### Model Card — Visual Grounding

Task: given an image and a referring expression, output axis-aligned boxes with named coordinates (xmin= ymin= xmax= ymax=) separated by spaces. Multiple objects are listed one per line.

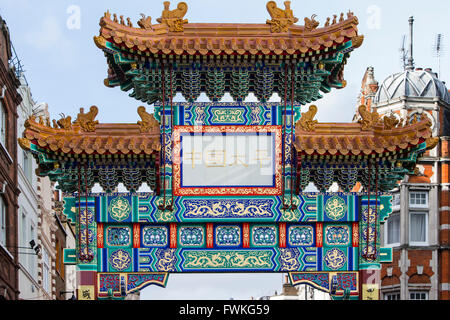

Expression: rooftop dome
xmin=374 ymin=68 xmax=450 ymax=105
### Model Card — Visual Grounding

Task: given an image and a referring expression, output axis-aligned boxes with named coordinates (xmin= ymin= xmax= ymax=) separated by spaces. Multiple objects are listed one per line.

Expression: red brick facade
xmin=359 ymin=67 xmax=450 ymax=300
xmin=0 ymin=15 xmax=22 ymax=300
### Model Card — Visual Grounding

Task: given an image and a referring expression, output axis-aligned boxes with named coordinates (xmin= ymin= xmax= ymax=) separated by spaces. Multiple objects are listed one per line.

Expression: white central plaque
xmin=173 ymin=126 xmax=282 ymax=196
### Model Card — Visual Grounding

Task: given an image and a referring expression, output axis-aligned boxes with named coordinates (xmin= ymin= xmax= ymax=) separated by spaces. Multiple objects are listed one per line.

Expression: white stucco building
xmin=16 ymin=74 xmax=40 ymax=300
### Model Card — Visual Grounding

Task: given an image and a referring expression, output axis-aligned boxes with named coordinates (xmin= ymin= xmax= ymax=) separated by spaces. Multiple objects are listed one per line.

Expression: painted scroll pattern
xmin=181 ymin=250 xmax=274 ymax=270
xmin=324 ymin=196 xmax=347 ymax=221
xmin=183 ymin=199 xmax=274 ymax=219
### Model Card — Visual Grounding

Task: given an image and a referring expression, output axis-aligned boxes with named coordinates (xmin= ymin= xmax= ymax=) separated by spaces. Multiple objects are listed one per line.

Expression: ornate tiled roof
xmin=95 ymin=3 xmax=362 ymax=56
xmin=19 ymin=106 xmax=161 ymax=156
xmin=294 ymin=105 xmax=436 ymax=156
xmin=93 ymin=2 xmax=364 ymax=105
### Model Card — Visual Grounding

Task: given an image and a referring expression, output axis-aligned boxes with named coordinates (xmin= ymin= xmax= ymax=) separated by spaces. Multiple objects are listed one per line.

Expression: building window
xmin=409 ymin=192 xmax=428 ymax=208
xmin=23 ymin=150 xmax=32 ymax=182
xmin=0 ymin=101 xmax=6 ymax=147
xmin=392 ymin=193 xmax=401 ymax=209
xmin=30 ymin=225 xmax=37 ymax=280
xmin=410 ymin=211 xmax=428 ymax=244
xmin=21 ymin=212 xmax=27 ymax=250
xmin=0 ymin=196 xmax=6 ymax=246
xmin=384 ymin=292 xmax=401 ymax=300
xmin=385 ymin=213 xmax=400 ymax=246
xmin=409 ymin=291 xmax=428 ymax=300
xmin=42 ymin=248 xmax=50 ymax=294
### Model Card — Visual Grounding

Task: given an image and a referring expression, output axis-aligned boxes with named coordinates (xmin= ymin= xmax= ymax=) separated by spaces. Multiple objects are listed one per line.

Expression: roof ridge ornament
xmin=382 ymin=112 xmax=400 ymax=130
xmin=138 ymin=14 xmax=153 ymax=30
xmin=74 ymin=106 xmax=99 ymax=132
xmin=157 ymin=1 xmax=188 ymax=32
xmin=266 ymin=1 xmax=299 ymax=33
xmin=304 ymin=15 xmax=319 ymax=32
xmin=137 ymin=106 xmax=160 ymax=133
xmin=53 ymin=114 xmax=73 ymax=130
xmin=297 ymin=105 xmax=318 ymax=132
xmin=357 ymin=105 xmax=382 ymax=131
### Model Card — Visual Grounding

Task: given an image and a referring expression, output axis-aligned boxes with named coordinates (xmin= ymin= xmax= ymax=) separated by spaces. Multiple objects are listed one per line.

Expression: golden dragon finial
xmin=74 ymin=106 xmax=99 ymax=132
xmin=157 ymin=1 xmax=188 ymax=32
xmin=357 ymin=105 xmax=381 ymax=130
xmin=266 ymin=1 xmax=298 ymax=33
xmin=137 ymin=106 xmax=160 ymax=133
xmin=297 ymin=105 xmax=318 ymax=132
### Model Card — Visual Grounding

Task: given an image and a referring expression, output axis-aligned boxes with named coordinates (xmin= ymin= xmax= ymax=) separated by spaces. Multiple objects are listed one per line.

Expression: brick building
xmin=357 ymin=65 xmax=450 ymax=300
xmin=0 ymin=15 xmax=22 ymax=300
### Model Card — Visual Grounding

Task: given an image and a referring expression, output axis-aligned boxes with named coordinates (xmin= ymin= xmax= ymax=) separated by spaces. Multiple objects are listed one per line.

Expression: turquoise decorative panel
xmin=379 ymin=247 xmax=393 ymax=263
xmin=318 ymin=247 xmax=358 ymax=272
xmin=359 ymin=197 xmax=381 ymax=269
xmin=288 ymin=225 xmax=315 ymax=247
xmin=109 ymin=249 xmax=133 ymax=272
xmin=278 ymin=247 xmax=317 ymax=272
xmin=318 ymin=194 xmax=358 ymax=222
xmin=215 ymin=225 xmax=241 ymax=247
xmin=95 ymin=193 xmax=139 ymax=223
xmin=178 ymin=225 xmax=205 ymax=247
xmin=105 ymin=226 xmax=132 ymax=247
xmin=136 ymin=247 xmax=317 ymax=273
xmin=76 ymin=198 xmax=97 ymax=267
xmin=168 ymin=102 xmax=285 ymax=126
xmin=324 ymin=225 xmax=351 ymax=247
xmin=141 ymin=226 xmax=168 ymax=248
xmin=64 ymin=193 xmax=363 ymax=224
xmin=178 ymin=197 xmax=277 ymax=222
xmin=99 ymin=248 xmax=139 ymax=273
xmin=180 ymin=249 xmax=276 ymax=271
xmin=251 ymin=225 xmax=278 ymax=247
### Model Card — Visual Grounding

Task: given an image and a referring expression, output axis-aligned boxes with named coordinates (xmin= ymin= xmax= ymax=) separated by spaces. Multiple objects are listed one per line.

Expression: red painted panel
xmin=133 ymin=223 xmax=140 ymax=248
xmin=316 ymin=222 xmax=323 ymax=248
xmin=279 ymin=222 xmax=287 ymax=248
xmin=97 ymin=223 xmax=104 ymax=248
xmin=170 ymin=223 xmax=177 ymax=248
xmin=206 ymin=223 xmax=214 ymax=248
xmin=352 ymin=222 xmax=359 ymax=247
xmin=243 ymin=223 xmax=250 ymax=248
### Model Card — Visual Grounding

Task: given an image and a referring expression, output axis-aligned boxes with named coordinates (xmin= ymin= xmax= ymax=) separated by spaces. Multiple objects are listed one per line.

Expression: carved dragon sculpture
xmin=297 ymin=105 xmax=318 ymax=132
xmin=357 ymin=105 xmax=381 ymax=131
xmin=266 ymin=1 xmax=298 ymax=33
xmin=137 ymin=106 xmax=160 ymax=133
xmin=138 ymin=14 xmax=153 ymax=30
xmin=157 ymin=1 xmax=188 ymax=32
xmin=304 ymin=15 xmax=319 ymax=32
xmin=382 ymin=112 xmax=400 ymax=130
xmin=74 ymin=106 xmax=99 ymax=132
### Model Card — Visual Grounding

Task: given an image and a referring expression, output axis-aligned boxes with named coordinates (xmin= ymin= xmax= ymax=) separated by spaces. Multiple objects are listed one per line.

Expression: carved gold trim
xmin=351 ymin=35 xmax=364 ymax=49
xmin=18 ymin=138 xmax=31 ymax=150
xmin=93 ymin=36 xmax=107 ymax=49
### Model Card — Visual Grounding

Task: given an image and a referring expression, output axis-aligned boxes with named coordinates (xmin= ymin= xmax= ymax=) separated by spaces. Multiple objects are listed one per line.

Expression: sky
xmin=1 ymin=0 xmax=449 ymax=300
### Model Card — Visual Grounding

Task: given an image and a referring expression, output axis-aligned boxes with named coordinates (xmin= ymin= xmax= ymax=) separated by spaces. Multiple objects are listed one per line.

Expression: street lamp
xmin=60 ymin=291 xmax=76 ymax=300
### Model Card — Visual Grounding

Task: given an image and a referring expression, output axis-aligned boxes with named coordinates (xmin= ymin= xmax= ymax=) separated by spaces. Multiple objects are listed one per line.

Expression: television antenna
xmin=433 ymin=34 xmax=444 ymax=79
xmin=399 ymin=34 xmax=408 ymax=70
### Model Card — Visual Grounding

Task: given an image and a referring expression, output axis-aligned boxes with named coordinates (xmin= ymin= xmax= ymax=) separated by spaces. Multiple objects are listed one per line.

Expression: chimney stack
xmin=406 ymin=16 xmax=415 ymax=70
